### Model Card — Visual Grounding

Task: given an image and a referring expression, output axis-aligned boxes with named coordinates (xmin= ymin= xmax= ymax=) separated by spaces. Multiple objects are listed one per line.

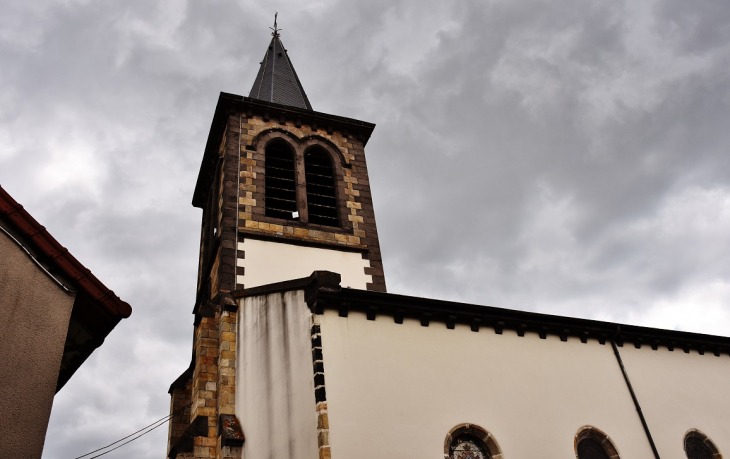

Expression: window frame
xmin=253 ymin=129 xmax=350 ymax=231
xmin=444 ymin=423 xmax=504 ymax=459
xmin=303 ymin=145 xmax=340 ymax=227
xmin=263 ymin=138 xmax=298 ymax=220
xmin=684 ymin=429 xmax=723 ymax=459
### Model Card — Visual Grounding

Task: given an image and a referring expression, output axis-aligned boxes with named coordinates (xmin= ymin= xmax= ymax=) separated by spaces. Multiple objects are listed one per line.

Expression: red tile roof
xmin=0 ymin=185 xmax=131 ymax=318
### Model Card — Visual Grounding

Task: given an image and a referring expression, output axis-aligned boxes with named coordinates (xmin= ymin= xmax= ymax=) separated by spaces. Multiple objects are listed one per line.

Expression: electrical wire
xmin=0 ymin=223 xmax=75 ymax=294
xmin=85 ymin=415 xmax=171 ymax=459
xmin=73 ymin=401 xmax=193 ymax=459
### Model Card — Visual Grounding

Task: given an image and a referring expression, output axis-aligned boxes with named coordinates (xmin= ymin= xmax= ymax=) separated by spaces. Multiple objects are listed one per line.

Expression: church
xmin=165 ymin=22 xmax=730 ymax=459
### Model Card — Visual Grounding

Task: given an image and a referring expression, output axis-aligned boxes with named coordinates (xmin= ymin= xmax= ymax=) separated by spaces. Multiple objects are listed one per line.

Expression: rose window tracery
xmin=450 ymin=435 xmax=491 ymax=459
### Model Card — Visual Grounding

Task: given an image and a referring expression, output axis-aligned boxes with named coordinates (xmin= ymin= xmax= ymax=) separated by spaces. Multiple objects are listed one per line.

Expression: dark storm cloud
xmin=324 ymin=0 xmax=730 ymax=322
xmin=1 ymin=1 xmax=728 ymax=458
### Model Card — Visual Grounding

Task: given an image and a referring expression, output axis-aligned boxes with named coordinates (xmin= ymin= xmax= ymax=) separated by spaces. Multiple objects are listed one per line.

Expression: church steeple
xmin=168 ymin=19 xmax=386 ymax=458
xmin=248 ymin=14 xmax=313 ymax=110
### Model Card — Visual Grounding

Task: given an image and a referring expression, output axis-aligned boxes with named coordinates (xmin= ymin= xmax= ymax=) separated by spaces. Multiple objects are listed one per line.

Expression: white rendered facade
xmin=236 ymin=239 xmax=372 ymax=289
xmin=233 ymin=279 xmax=730 ymax=459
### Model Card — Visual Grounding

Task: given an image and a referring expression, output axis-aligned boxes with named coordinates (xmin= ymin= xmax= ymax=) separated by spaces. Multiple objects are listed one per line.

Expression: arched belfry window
xmin=575 ymin=426 xmax=620 ymax=459
xmin=445 ymin=424 xmax=503 ymax=459
xmin=685 ymin=429 xmax=722 ymax=459
xmin=304 ymin=147 xmax=339 ymax=226
xmin=264 ymin=140 xmax=297 ymax=219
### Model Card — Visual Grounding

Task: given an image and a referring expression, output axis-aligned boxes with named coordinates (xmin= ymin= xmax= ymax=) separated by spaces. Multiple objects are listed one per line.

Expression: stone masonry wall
xmin=216 ymin=309 xmax=237 ymax=459
xmin=167 ymin=299 xmax=240 ymax=459
xmin=311 ymin=316 xmax=331 ymax=459
xmin=190 ymin=315 xmax=219 ymax=458
xmin=222 ymin=111 xmax=386 ymax=293
xmin=168 ymin=378 xmax=192 ymax=452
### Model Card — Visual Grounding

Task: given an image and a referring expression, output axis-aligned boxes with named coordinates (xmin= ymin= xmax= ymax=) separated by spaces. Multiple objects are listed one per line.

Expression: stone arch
xmin=444 ymin=423 xmax=503 ymax=459
xmin=250 ymin=128 xmax=349 ymax=168
xmin=250 ymin=127 xmax=300 ymax=152
xmin=300 ymin=134 xmax=349 ymax=168
xmin=684 ymin=429 xmax=723 ymax=459
xmin=250 ymin=128 xmax=352 ymax=229
xmin=575 ymin=426 xmax=620 ymax=459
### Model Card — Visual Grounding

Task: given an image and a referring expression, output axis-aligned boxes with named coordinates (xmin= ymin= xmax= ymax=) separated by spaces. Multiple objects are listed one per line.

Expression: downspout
xmin=611 ymin=326 xmax=661 ymax=459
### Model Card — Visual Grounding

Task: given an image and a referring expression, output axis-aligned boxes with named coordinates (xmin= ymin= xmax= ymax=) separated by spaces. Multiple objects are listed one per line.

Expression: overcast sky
xmin=2 ymin=0 xmax=729 ymax=457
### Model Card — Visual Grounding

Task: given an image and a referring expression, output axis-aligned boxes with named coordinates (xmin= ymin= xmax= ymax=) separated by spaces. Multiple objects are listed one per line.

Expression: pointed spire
xmin=248 ymin=14 xmax=313 ymax=110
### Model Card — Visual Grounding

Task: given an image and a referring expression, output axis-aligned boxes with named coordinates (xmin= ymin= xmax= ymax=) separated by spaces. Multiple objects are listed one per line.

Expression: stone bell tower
xmin=166 ymin=19 xmax=386 ymax=459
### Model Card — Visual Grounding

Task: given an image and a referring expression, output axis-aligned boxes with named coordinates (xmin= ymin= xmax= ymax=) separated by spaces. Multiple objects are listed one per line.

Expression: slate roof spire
xmin=248 ymin=14 xmax=313 ymax=110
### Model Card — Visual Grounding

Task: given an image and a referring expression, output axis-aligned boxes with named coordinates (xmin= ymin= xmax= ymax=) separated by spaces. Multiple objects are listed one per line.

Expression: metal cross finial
xmin=270 ymin=12 xmax=281 ymax=37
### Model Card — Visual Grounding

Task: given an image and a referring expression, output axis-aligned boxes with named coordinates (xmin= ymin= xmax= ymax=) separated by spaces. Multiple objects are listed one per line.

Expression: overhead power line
xmin=73 ymin=401 xmax=193 ymax=459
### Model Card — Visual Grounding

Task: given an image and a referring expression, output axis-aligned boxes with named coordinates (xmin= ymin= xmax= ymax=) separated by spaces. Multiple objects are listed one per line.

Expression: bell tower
xmin=166 ymin=18 xmax=386 ymax=459
xmin=193 ymin=18 xmax=385 ymax=298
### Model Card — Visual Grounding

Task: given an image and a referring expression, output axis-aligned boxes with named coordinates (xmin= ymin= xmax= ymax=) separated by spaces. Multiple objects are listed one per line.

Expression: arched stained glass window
xmin=575 ymin=426 xmax=619 ymax=459
xmin=685 ymin=430 xmax=722 ymax=459
xmin=445 ymin=424 xmax=502 ymax=459
xmin=264 ymin=140 xmax=297 ymax=219
xmin=304 ymin=147 xmax=339 ymax=226
xmin=449 ymin=434 xmax=491 ymax=459
xmin=578 ymin=438 xmax=611 ymax=459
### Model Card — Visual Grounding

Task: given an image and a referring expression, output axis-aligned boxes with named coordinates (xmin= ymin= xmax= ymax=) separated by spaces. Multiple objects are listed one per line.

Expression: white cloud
xmin=114 ymin=0 xmax=189 ymax=66
xmin=634 ymin=280 xmax=730 ymax=335
xmin=366 ymin=1 xmax=462 ymax=76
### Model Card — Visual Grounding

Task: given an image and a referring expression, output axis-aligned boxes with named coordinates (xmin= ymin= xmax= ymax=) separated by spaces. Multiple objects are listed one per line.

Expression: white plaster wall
xmin=236 ymin=290 xmax=319 ymax=459
xmin=237 ymin=239 xmax=371 ymax=289
xmin=319 ymin=310 xmax=657 ymax=459
xmin=620 ymin=345 xmax=730 ymax=458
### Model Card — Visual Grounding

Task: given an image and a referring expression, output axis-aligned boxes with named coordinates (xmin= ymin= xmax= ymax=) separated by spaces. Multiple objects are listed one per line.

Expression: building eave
xmin=0 ymin=185 xmax=132 ymax=392
xmin=0 ymin=186 xmax=132 ymax=319
xmin=235 ymin=271 xmax=730 ymax=356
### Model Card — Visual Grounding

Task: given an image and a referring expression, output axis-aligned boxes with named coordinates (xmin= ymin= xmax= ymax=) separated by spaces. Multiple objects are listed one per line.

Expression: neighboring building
xmin=166 ymin=24 xmax=730 ymax=459
xmin=0 ymin=185 xmax=132 ymax=459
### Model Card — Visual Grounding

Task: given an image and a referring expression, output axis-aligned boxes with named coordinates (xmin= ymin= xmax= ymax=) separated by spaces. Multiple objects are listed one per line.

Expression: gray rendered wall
xmin=0 ymin=232 xmax=76 ymax=459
